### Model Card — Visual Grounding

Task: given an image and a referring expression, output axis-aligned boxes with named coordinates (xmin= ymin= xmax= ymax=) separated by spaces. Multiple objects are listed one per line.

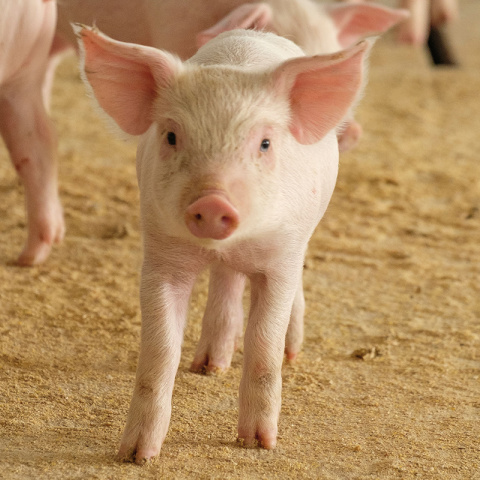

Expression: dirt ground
xmin=1 ymin=2 xmax=479 ymax=479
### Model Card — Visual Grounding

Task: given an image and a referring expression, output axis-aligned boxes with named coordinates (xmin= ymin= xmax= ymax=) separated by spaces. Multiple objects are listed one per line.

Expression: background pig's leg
xmin=397 ymin=0 xmax=431 ymax=45
xmin=427 ymin=25 xmax=457 ymax=65
xmin=431 ymin=0 xmax=458 ymax=28
xmin=190 ymin=262 xmax=245 ymax=374
xmin=337 ymin=117 xmax=363 ymax=153
xmin=238 ymin=264 xmax=303 ymax=449
xmin=285 ymin=276 xmax=305 ymax=362
xmin=118 ymin=258 xmax=200 ymax=464
xmin=427 ymin=0 xmax=458 ymax=65
xmin=0 ymin=80 xmax=64 ymax=265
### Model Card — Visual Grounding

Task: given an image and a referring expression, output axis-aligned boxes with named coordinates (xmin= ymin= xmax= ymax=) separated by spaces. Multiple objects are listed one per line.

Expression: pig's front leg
xmin=117 ymin=260 xmax=199 ymax=464
xmin=190 ymin=262 xmax=245 ymax=374
xmin=0 ymin=84 xmax=64 ymax=265
xmin=238 ymin=264 xmax=303 ymax=449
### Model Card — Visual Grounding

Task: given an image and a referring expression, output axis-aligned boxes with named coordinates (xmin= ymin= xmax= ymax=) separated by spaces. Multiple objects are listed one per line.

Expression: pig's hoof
xmin=238 ymin=421 xmax=277 ymax=450
xmin=190 ymin=337 xmax=240 ymax=374
xmin=189 ymin=355 xmax=229 ymax=375
xmin=285 ymin=350 xmax=298 ymax=363
xmin=284 ymin=342 xmax=301 ymax=363
xmin=117 ymin=444 xmax=160 ymax=465
xmin=237 ymin=430 xmax=277 ymax=450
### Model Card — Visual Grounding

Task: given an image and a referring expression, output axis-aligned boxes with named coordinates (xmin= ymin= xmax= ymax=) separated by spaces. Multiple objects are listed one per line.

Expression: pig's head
xmin=78 ymin=28 xmax=371 ymax=249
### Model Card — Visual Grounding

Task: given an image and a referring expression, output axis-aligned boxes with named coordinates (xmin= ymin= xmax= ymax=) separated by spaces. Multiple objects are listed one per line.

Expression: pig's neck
xmin=144 ymin=230 xmax=305 ymax=279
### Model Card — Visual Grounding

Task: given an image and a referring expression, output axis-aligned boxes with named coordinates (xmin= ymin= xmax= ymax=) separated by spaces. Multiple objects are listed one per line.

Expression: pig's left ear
xmin=273 ymin=39 xmax=373 ymax=145
xmin=77 ymin=26 xmax=182 ymax=136
xmin=325 ymin=3 xmax=409 ymax=48
xmin=196 ymin=3 xmax=273 ymax=48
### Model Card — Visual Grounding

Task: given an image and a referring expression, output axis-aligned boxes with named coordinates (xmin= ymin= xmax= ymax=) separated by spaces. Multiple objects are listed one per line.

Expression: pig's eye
xmin=260 ymin=139 xmax=270 ymax=152
xmin=167 ymin=131 xmax=177 ymax=146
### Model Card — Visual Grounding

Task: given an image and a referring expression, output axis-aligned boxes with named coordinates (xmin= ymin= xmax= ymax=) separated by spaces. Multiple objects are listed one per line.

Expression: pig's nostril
xmin=185 ymin=194 xmax=239 ymax=240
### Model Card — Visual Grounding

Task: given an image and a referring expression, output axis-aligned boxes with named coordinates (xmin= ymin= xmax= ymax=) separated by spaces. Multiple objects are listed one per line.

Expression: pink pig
xmin=0 ymin=0 xmax=63 ymax=266
xmin=0 ymin=0 xmax=405 ymax=267
xmin=79 ymin=26 xmax=373 ymax=463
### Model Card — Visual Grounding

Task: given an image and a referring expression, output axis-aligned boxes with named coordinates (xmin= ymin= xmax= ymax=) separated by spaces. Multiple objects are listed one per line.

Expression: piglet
xmin=0 ymin=0 xmax=63 ymax=265
xmin=79 ymin=26 xmax=373 ymax=463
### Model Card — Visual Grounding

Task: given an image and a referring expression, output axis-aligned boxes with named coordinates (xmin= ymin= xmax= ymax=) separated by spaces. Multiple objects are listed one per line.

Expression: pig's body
xmin=0 ymin=0 xmax=63 ymax=265
xmin=0 ymin=0 xmax=55 ymax=83
xmin=80 ymin=26 xmax=372 ymax=463
xmin=56 ymin=0 xmax=340 ymax=58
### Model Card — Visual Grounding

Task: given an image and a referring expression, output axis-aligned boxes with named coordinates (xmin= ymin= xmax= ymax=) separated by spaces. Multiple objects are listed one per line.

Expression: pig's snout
xmin=184 ymin=194 xmax=239 ymax=240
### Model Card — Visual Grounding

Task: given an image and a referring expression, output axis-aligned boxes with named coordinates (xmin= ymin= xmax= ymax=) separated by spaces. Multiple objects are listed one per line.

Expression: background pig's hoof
xmin=17 ymin=241 xmax=54 ymax=266
xmin=16 ymin=214 xmax=65 ymax=266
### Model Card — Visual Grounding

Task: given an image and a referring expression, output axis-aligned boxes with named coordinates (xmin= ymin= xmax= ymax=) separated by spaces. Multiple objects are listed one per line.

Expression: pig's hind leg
xmin=190 ymin=262 xmax=245 ymax=374
xmin=0 ymin=78 xmax=64 ymax=265
xmin=285 ymin=276 xmax=305 ymax=362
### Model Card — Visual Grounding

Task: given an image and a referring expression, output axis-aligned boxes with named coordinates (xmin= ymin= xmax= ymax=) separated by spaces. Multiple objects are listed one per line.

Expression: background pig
xmin=56 ymin=0 xmax=404 ymax=58
xmin=0 ymin=0 xmax=62 ymax=266
xmin=56 ymin=0 xmax=407 ymax=151
xmin=1 ymin=0 xmax=406 ymax=266
xmin=79 ymin=26 xmax=373 ymax=463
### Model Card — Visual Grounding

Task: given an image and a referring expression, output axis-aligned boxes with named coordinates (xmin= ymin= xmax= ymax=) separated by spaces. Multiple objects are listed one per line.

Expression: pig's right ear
xmin=196 ymin=3 xmax=273 ymax=48
xmin=272 ymin=39 xmax=373 ymax=145
xmin=77 ymin=26 xmax=182 ymax=136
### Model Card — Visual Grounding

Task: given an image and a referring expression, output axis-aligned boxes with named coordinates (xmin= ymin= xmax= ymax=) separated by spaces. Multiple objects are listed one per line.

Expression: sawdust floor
xmin=1 ymin=2 xmax=479 ymax=479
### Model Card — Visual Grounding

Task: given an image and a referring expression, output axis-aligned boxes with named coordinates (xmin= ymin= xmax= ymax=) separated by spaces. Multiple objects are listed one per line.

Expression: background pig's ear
xmin=273 ymin=39 xmax=373 ymax=145
xmin=325 ymin=3 xmax=409 ymax=48
xmin=77 ymin=26 xmax=181 ymax=136
xmin=196 ymin=3 xmax=273 ymax=48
